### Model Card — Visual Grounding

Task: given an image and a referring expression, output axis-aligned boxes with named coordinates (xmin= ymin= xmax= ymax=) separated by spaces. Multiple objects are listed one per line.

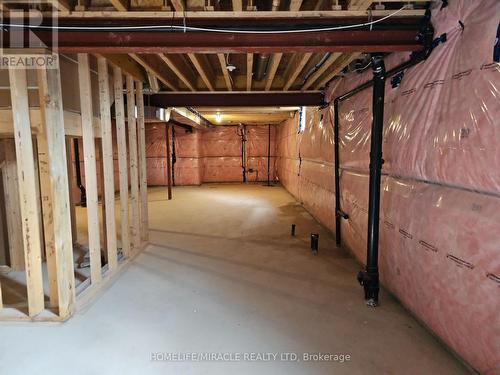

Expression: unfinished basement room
xmin=0 ymin=0 xmax=498 ymax=374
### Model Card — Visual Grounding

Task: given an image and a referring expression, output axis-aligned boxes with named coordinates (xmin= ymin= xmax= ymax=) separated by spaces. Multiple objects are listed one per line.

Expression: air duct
xmin=254 ymin=54 xmax=270 ymax=81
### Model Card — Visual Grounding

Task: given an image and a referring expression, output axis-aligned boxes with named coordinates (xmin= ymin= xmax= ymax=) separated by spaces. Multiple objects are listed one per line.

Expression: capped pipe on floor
xmin=311 ymin=233 xmax=319 ymax=254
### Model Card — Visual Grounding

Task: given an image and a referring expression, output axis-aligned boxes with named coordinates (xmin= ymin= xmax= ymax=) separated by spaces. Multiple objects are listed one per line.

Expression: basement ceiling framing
xmin=0 ymin=0 xmax=431 ymax=93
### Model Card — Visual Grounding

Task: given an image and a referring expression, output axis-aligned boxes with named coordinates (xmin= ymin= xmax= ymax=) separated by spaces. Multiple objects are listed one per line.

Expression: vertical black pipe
xmin=73 ymin=138 xmax=86 ymax=207
xmin=357 ymin=54 xmax=386 ymax=307
xmin=165 ymin=123 xmax=172 ymax=200
xmin=266 ymin=124 xmax=271 ymax=186
xmin=171 ymin=126 xmax=176 ymax=187
xmin=333 ymin=99 xmax=341 ymax=246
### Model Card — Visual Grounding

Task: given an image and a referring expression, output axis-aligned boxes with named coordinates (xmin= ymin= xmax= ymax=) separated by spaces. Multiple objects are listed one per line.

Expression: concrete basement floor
xmin=0 ymin=184 xmax=470 ymax=375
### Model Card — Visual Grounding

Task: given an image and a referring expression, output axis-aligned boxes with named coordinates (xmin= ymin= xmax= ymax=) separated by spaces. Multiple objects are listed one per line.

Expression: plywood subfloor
xmin=0 ymin=184 xmax=471 ymax=374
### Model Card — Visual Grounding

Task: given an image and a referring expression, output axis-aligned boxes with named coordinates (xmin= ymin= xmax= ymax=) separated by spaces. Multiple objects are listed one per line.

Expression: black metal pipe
xmin=73 ymin=138 xmax=86 ymax=207
xmin=357 ymin=54 xmax=386 ymax=307
xmin=171 ymin=126 xmax=176 ymax=187
xmin=330 ymin=56 xmax=425 ymax=249
xmin=165 ymin=123 xmax=172 ymax=200
xmin=267 ymin=124 xmax=271 ymax=186
xmin=333 ymin=98 xmax=342 ymax=246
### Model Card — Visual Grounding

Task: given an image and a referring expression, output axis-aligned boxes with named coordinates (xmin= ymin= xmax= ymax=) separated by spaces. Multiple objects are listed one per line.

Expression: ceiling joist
xmin=264 ymin=53 xmax=283 ymax=91
xmin=49 ymin=0 xmax=71 ymax=11
xmin=232 ymin=0 xmax=242 ymax=11
xmin=246 ymin=53 xmax=253 ymax=92
xmin=302 ymin=52 xmax=342 ymax=90
xmin=158 ymin=54 xmax=197 ymax=91
xmin=109 ymin=0 xmax=128 ymax=11
xmin=283 ymin=52 xmax=313 ymax=91
xmin=313 ymin=53 xmax=361 ymax=90
xmin=129 ymin=53 xmax=177 ymax=91
xmin=187 ymin=53 xmax=215 ymax=91
xmin=170 ymin=0 xmax=184 ymax=11
xmin=217 ymin=54 xmax=233 ymax=91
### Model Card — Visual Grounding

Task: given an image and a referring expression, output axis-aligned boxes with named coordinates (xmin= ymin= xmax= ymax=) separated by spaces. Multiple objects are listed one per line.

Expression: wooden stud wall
xmin=0 ymin=54 xmax=149 ymax=321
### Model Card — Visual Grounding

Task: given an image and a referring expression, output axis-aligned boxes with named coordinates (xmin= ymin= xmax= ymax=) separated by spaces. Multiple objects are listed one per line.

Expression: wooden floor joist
xmin=8 ymin=68 xmax=45 ymax=317
xmin=113 ymin=66 xmax=131 ymax=258
xmin=126 ymin=75 xmax=141 ymax=252
xmin=78 ymin=53 xmax=102 ymax=285
xmin=97 ymin=57 xmax=118 ymax=273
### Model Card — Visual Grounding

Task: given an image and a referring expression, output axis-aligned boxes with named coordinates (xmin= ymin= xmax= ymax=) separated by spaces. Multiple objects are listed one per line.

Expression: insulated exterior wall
xmin=276 ymin=1 xmax=500 ymax=374
xmin=144 ymin=124 xmax=277 ymax=185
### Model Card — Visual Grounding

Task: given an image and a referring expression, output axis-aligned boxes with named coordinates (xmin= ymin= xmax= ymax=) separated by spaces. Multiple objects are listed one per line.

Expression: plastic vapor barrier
xmin=144 ymin=124 xmax=277 ymax=186
xmin=276 ymin=1 xmax=500 ymax=373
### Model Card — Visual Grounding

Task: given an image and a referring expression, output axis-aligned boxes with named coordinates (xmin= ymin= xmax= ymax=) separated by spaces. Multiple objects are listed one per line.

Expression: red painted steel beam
xmin=4 ymin=29 xmax=422 ymax=53
xmin=149 ymin=92 xmax=325 ymax=107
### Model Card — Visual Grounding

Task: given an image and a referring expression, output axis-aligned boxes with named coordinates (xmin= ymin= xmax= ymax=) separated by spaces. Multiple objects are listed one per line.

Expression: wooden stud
xmin=126 ymin=75 xmax=141 ymax=252
xmin=283 ymin=52 xmax=313 ymax=90
xmin=0 ymin=178 xmax=7 ymax=267
xmin=78 ymin=54 xmax=102 ymax=284
xmin=96 ymin=138 xmax=107 ymax=257
xmin=302 ymin=52 xmax=341 ymax=90
xmin=1 ymin=139 xmax=24 ymax=271
xmin=264 ymin=53 xmax=283 ymax=91
xmin=136 ymin=81 xmax=149 ymax=242
xmin=97 ymin=57 xmax=118 ymax=272
xmin=8 ymin=68 xmax=45 ymax=317
xmin=217 ymin=54 xmax=232 ymax=91
xmin=246 ymin=53 xmax=253 ymax=91
xmin=37 ymin=64 xmax=76 ymax=318
xmin=36 ymin=70 xmax=58 ymax=308
xmin=113 ymin=67 xmax=131 ymax=258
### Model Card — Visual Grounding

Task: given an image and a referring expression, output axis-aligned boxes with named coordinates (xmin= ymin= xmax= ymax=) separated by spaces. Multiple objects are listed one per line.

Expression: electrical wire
xmin=0 ymin=6 xmax=409 ymax=34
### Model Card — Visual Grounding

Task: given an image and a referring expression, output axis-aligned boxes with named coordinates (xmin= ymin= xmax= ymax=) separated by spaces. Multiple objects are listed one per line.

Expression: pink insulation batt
xmin=144 ymin=124 xmax=276 ymax=185
xmin=276 ymin=1 xmax=500 ymax=373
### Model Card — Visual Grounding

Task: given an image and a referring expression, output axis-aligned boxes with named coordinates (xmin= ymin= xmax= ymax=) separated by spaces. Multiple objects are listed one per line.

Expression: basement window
xmin=298 ymin=106 xmax=307 ymax=133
